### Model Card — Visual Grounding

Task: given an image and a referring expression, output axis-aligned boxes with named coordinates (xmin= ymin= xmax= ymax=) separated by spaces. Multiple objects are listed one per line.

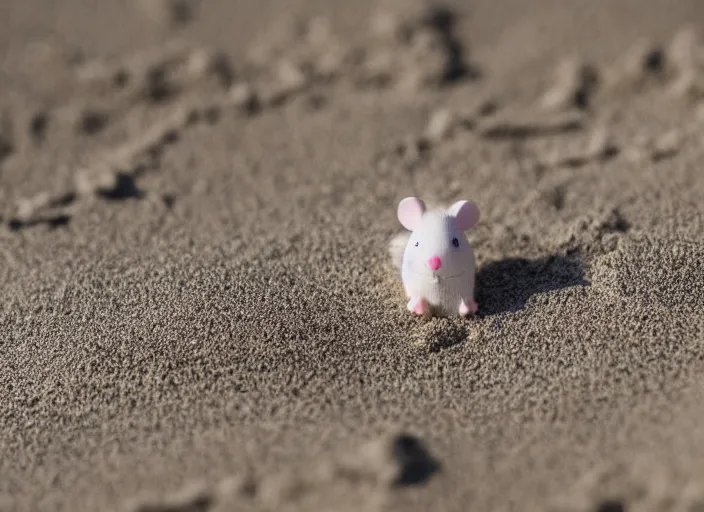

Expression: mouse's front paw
xmin=459 ymin=298 xmax=478 ymax=317
xmin=407 ymin=297 xmax=428 ymax=315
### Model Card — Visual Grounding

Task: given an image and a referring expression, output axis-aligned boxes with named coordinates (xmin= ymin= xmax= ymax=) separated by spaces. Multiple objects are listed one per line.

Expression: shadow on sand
xmin=475 ymin=255 xmax=590 ymax=316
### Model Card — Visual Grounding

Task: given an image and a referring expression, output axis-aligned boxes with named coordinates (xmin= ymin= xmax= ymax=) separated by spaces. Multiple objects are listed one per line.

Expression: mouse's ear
xmin=448 ymin=200 xmax=480 ymax=231
xmin=397 ymin=197 xmax=426 ymax=231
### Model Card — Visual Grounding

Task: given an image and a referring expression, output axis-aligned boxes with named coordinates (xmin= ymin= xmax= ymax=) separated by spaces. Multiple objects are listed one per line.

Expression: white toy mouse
xmin=393 ymin=196 xmax=481 ymax=317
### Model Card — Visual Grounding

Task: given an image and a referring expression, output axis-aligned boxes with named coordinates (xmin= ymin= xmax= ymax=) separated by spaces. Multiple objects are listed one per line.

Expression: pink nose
xmin=428 ymin=256 xmax=442 ymax=271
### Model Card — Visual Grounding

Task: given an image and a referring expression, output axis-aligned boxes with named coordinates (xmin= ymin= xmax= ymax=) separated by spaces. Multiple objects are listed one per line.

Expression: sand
xmin=1 ymin=0 xmax=704 ymax=510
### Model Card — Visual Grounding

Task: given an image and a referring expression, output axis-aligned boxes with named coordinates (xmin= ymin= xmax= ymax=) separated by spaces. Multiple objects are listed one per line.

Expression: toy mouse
xmin=392 ymin=196 xmax=481 ymax=317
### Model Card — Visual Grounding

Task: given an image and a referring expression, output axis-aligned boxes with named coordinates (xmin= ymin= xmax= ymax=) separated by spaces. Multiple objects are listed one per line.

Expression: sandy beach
xmin=1 ymin=0 xmax=704 ymax=510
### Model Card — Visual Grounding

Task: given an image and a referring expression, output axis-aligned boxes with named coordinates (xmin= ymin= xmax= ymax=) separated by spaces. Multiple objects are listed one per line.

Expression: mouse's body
xmin=401 ymin=237 xmax=476 ymax=317
xmin=393 ymin=197 xmax=480 ymax=317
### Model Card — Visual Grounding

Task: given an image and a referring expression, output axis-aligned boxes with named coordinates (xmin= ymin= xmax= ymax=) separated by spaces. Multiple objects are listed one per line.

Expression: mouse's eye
xmin=414 ymin=241 xmax=419 ymax=247
xmin=452 ymin=237 xmax=459 ymax=248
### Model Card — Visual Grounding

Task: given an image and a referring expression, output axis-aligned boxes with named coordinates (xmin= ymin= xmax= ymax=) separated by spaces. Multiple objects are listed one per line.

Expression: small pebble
xmin=185 ymin=48 xmax=218 ymax=76
xmin=16 ymin=192 xmax=52 ymax=221
xmin=541 ymin=57 xmax=600 ymax=110
xmin=185 ymin=47 xmax=234 ymax=88
xmin=75 ymin=168 xmax=119 ymax=196
xmin=652 ymin=130 xmax=681 ymax=161
xmin=227 ymin=82 xmax=259 ymax=113
xmin=586 ymin=125 xmax=618 ymax=159
xmin=275 ymin=59 xmax=307 ymax=92
xmin=424 ymin=108 xmax=455 ymax=141
xmin=75 ymin=60 xmax=123 ymax=88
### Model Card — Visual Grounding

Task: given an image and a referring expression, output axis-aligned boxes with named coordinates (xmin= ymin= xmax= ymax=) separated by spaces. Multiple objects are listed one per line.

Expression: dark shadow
xmin=424 ymin=320 xmax=469 ymax=353
xmin=202 ymin=105 xmax=221 ymax=125
xmin=113 ymin=68 xmax=130 ymax=89
xmin=475 ymin=255 xmax=590 ymax=316
xmin=97 ymin=173 xmax=145 ymax=201
xmin=390 ymin=433 xmax=441 ymax=487
xmin=30 ymin=112 xmax=49 ymax=142
xmin=644 ymin=47 xmax=665 ymax=73
xmin=572 ymin=64 xmax=600 ymax=110
xmin=557 ymin=146 xmax=620 ymax=168
xmin=424 ymin=5 xmax=481 ymax=83
xmin=597 ymin=500 xmax=626 ymax=512
xmin=47 ymin=215 xmax=71 ymax=229
xmin=79 ymin=110 xmax=108 ymax=135
xmin=6 ymin=191 xmax=75 ymax=232
xmin=478 ymin=117 xmax=584 ymax=140
xmin=132 ymin=492 xmax=213 ymax=512
xmin=146 ymin=68 xmax=179 ymax=104
xmin=161 ymin=194 xmax=176 ymax=209
xmin=0 ymin=136 xmax=12 ymax=162
xmin=49 ymin=191 xmax=77 ymax=208
xmin=8 ymin=214 xmax=71 ymax=231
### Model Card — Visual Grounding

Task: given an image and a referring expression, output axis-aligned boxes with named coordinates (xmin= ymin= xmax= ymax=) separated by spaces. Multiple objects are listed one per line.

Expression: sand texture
xmin=2 ymin=0 xmax=704 ymax=511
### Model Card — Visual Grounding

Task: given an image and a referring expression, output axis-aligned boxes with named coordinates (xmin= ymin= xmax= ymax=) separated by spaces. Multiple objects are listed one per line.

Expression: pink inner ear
xmin=397 ymin=197 xmax=426 ymax=231
xmin=451 ymin=200 xmax=480 ymax=231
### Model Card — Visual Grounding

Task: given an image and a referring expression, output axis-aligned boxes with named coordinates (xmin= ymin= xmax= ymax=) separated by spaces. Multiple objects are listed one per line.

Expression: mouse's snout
xmin=428 ymin=256 xmax=442 ymax=271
